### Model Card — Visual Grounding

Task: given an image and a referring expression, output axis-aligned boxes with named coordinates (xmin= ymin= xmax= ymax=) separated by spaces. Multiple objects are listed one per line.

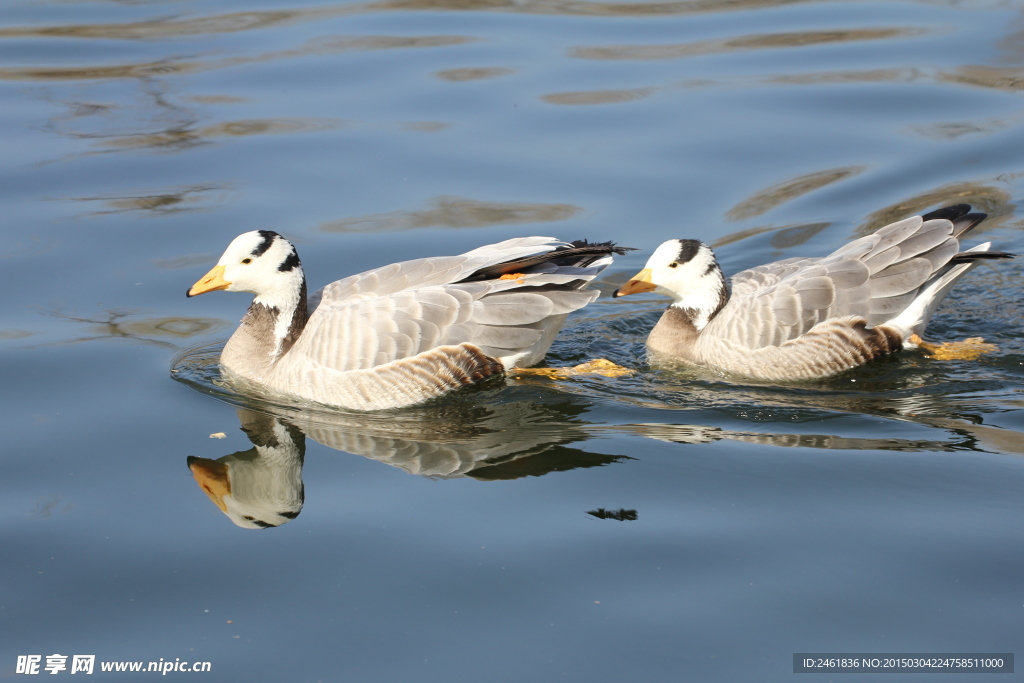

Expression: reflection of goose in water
xmin=626 ymin=378 xmax=1024 ymax=456
xmin=185 ymin=382 xmax=990 ymax=528
xmin=188 ymin=410 xmax=305 ymax=529
xmin=624 ymin=423 xmax=960 ymax=452
xmin=298 ymin=404 xmax=625 ymax=481
xmin=186 ymin=399 xmax=631 ymax=527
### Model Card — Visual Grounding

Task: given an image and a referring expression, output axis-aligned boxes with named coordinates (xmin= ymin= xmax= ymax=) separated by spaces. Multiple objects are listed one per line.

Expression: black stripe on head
xmin=278 ymin=249 xmax=301 ymax=272
xmin=675 ymin=239 xmax=703 ymax=264
xmin=251 ymin=230 xmax=279 ymax=257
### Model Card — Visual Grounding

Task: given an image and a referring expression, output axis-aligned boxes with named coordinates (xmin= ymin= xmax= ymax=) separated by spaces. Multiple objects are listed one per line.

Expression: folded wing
xmin=291 ymin=237 xmax=613 ymax=372
xmin=708 ymin=214 xmax=969 ymax=350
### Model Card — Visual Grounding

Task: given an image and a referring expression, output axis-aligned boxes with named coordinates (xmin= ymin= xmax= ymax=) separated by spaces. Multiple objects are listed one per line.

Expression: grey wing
xmin=293 ymin=238 xmax=605 ymax=371
xmin=316 ymin=255 xmax=475 ymax=304
xmin=708 ymin=215 xmax=959 ymax=349
xmin=316 ymin=237 xmax=565 ymax=304
xmin=289 ymin=280 xmax=595 ymax=372
xmin=729 ymin=257 xmax=821 ymax=299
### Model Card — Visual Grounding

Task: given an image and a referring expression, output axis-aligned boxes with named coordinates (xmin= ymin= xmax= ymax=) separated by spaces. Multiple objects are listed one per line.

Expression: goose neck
xmin=222 ymin=277 xmax=309 ymax=378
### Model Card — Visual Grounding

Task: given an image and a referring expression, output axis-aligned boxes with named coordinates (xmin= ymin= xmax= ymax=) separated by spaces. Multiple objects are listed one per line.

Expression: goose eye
xmin=668 ymin=262 xmax=678 ymax=268
xmin=241 ymin=258 xmax=252 ymax=265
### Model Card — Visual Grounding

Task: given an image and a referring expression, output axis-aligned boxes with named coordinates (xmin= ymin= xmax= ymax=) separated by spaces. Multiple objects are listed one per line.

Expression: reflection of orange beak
xmin=187 ymin=456 xmax=231 ymax=512
xmin=187 ymin=265 xmax=230 ymax=297
xmin=613 ymin=268 xmax=656 ymax=298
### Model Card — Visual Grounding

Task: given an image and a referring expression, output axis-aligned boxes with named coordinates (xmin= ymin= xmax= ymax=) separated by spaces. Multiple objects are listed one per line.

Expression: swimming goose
xmin=613 ymin=205 xmax=1014 ymax=380
xmin=187 ymin=232 xmax=628 ymax=410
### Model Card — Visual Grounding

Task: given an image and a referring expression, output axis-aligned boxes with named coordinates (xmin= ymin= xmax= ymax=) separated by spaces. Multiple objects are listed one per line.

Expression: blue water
xmin=3 ymin=0 xmax=1024 ymax=681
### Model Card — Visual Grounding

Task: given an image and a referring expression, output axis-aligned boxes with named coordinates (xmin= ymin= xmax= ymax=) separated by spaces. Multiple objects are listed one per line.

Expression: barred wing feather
xmin=292 ymin=244 xmax=600 ymax=372
xmin=708 ymin=216 xmax=961 ymax=350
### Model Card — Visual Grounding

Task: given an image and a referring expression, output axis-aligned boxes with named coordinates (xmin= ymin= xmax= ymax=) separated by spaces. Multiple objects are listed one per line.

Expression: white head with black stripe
xmin=614 ymin=239 xmax=727 ymax=330
xmin=187 ymin=230 xmax=304 ymax=310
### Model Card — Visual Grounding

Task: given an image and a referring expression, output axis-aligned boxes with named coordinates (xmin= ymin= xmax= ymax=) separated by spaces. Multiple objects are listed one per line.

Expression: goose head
xmin=613 ymin=239 xmax=728 ymax=330
xmin=187 ymin=230 xmax=304 ymax=310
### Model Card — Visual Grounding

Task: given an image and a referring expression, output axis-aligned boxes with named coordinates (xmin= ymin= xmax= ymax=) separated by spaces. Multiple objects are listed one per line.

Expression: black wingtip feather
xmin=567 ymin=239 xmax=637 ymax=256
xmin=950 ymin=212 xmax=987 ymax=237
xmin=920 ymin=205 xmax=1011 ymax=262
xmin=460 ymin=239 xmax=634 ymax=282
xmin=921 ymin=204 xmax=972 ymax=222
xmin=950 ymin=250 xmax=1015 ymax=263
xmin=921 ymin=204 xmax=988 ymax=238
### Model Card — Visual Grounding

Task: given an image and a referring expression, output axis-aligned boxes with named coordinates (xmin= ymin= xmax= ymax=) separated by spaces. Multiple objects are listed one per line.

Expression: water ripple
xmin=569 ymin=27 xmax=922 ymax=61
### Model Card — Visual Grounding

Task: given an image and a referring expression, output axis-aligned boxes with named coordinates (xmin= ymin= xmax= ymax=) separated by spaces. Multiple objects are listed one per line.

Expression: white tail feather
xmin=885 ymin=242 xmax=992 ymax=343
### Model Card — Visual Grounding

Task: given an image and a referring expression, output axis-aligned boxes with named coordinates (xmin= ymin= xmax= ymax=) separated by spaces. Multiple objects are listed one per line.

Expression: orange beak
xmin=187 ymin=456 xmax=231 ymax=512
xmin=187 ymin=265 xmax=230 ymax=297
xmin=613 ymin=268 xmax=656 ymax=297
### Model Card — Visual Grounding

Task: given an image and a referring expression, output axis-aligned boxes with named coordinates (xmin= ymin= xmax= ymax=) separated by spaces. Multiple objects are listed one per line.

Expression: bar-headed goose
xmin=188 ymin=232 xmax=628 ymax=410
xmin=613 ymin=204 xmax=1014 ymax=380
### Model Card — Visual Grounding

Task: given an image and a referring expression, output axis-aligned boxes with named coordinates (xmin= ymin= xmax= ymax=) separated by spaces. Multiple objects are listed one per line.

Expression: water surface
xmin=3 ymin=0 xmax=1024 ymax=681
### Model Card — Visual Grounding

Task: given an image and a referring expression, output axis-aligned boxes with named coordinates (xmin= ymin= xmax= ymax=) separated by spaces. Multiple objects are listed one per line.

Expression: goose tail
xmin=886 ymin=242 xmax=1015 ymax=343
